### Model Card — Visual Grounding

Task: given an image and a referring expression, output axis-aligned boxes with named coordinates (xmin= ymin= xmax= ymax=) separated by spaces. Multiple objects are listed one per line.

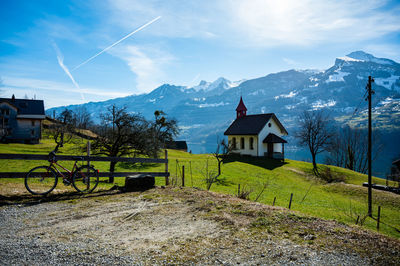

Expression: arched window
xmin=240 ymin=137 xmax=245 ymax=149
xmin=232 ymin=137 xmax=236 ymax=149
xmin=250 ymin=137 xmax=254 ymax=150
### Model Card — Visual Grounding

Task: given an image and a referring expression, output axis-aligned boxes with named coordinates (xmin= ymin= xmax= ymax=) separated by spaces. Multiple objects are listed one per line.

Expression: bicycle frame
xmin=49 ymin=160 xmax=80 ymax=182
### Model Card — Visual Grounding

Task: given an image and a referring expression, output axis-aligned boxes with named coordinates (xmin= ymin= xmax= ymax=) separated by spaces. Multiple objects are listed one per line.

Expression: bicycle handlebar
xmin=48 ymin=151 xmax=57 ymax=162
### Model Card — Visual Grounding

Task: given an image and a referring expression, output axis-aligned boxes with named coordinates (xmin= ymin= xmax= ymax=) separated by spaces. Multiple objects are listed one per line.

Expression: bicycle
xmin=24 ymin=142 xmax=99 ymax=195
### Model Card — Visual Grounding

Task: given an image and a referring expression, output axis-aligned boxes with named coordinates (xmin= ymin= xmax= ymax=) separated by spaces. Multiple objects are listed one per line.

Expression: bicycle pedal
xmin=63 ymin=180 xmax=71 ymax=186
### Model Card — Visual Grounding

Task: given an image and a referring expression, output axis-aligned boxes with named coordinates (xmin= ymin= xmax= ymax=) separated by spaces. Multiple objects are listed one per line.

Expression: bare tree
xmin=212 ymin=138 xmax=233 ymax=176
xmin=46 ymin=109 xmax=75 ymax=146
xmin=201 ymin=159 xmax=219 ymax=191
xmin=74 ymin=106 xmax=93 ymax=129
xmin=326 ymin=126 xmax=383 ymax=174
xmin=57 ymin=109 xmax=75 ymax=125
xmin=91 ymin=106 xmax=178 ymax=182
xmin=296 ymin=110 xmax=333 ymax=175
xmin=91 ymin=105 xmax=146 ymax=182
xmin=149 ymin=110 xmax=179 ymax=158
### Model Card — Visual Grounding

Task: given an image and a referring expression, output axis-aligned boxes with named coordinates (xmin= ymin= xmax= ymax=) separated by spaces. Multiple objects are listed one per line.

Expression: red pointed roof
xmin=235 ymin=96 xmax=247 ymax=111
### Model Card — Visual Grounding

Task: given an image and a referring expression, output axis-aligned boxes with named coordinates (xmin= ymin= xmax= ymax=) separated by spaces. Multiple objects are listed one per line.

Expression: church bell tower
xmin=236 ymin=96 xmax=247 ymax=118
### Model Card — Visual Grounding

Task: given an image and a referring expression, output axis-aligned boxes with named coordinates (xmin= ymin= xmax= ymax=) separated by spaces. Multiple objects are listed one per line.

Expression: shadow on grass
xmin=118 ymin=162 xmax=159 ymax=170
xmin=0 ymin=189 xmax=125 ymax=207
xmin=215 ymin=176 xmax=235 ymax=187
xmin=223 ymin=155 xmax=288 ymax=170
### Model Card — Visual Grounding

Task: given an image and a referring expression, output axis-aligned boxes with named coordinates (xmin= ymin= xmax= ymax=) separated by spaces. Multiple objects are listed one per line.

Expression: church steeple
xmin=236 ymin=96 xmax=247 ymax=118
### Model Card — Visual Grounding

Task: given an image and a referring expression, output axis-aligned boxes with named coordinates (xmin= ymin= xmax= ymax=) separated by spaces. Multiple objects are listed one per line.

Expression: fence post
xmin=272 ymin=196 xmax=276 ymax=206
xmin=165 ymin=150 xmax=169 ymax=186
xmin=189 ymin=161 xmax=193 ymax=187
xmin=182 ymin=165 xmax=185 ymax=187
xmin=86 ymin=141 xmax=91 ymax=190
xmin=377 ymin=206 xmax=381 ymax=231
xmin=288 ymin=193 xmax=293 ymax=209
xmin=87 ymin=141 xmax=91 ymax=167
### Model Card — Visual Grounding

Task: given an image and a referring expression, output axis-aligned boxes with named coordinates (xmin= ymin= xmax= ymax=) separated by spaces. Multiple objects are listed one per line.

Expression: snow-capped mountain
xmin=47 ymin=51 xmax=400 ymax=176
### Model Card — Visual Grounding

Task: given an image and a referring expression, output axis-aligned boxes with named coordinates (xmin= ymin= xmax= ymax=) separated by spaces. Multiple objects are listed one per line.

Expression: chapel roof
xmin=224 ymin=113 xmax=288 ymax=135
xmin=263 ymin=133 xmax=288 ymax=143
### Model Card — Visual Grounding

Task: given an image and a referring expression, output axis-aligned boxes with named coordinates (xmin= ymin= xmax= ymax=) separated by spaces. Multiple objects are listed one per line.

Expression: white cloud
xmin=228 ymin=0 xmax=400 ymax=47
xmin=2 ymin=76 xmax=130 ymax=107
xmin=107 ymin=0 xmax=400 ymax=48
xmin=283 ymin=57 xmax=297 ymax=66
xmin=107 ymin=0 xmax=222 ymax=39
xmin=109 ymin=45 xmax=174 ymax=93
xmin=363 ymin=44 xmax=400 ymax=62
xmin=52 ymin=42 xmax=84 ymax=100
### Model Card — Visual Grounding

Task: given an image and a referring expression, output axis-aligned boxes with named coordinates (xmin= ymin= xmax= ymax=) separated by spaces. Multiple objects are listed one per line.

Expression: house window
xmin=1 ymin=109 xmax=10 ymax=115
xmin=31 ymin=121 xmax=35 ymax=126
xmin=31 ymin=129 xmax=35 ymax=136
xmin=240 ymin=137 xmax=245 ymax=149
xmin=268 ymin=123 xmax=271 ymax=127
xmin=250 ymin=137 xmax=254 ymax=150
xmin=232 ymin=137 xmax=236 ymax=149
xmin=4 ymin=118 xmax=9 ymax=125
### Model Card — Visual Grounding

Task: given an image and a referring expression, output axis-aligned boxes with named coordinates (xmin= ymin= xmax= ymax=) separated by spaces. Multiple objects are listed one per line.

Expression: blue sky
xmin=1 ymin=0 xmax=399 ymax=108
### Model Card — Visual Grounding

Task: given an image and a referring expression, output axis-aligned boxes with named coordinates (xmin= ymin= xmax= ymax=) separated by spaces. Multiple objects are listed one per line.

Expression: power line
xmin=347 ymin=89 xmax=368 ymax=122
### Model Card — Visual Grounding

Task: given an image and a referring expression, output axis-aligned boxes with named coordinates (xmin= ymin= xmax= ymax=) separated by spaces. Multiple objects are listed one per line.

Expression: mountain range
xmin=47 ymin=51 xmax=400 ymax=176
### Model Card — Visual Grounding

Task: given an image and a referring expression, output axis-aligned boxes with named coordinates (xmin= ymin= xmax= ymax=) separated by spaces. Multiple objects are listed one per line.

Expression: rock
xmin=124 ymin=174 xmax=155 ymax=192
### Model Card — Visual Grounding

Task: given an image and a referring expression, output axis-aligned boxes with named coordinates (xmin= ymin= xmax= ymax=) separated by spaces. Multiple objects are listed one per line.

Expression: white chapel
xmin=224 ymin=97 xmax=288 ymax=159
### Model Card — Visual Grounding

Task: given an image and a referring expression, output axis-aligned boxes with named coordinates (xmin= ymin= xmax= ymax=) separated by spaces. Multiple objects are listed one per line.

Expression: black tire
xmin=25 ymin=166 xmax=58 ymax=195
xmin=72 ymin=165 xmax=99 ymax=193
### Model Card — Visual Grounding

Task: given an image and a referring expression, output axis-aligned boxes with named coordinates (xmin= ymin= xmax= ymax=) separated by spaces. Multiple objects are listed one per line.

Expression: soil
xmin=0 ymin=187 xmax=399 ymax=265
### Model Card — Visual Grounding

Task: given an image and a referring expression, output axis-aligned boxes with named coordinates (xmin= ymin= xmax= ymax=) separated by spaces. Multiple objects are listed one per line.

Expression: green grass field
xmin=0 ymin=137 xmax=399 ymax=239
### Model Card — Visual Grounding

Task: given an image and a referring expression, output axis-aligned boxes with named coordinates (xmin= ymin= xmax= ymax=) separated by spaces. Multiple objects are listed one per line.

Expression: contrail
xmin=72 ymin=16 xmax=161 ymax=71
xmin=52 ymin=42 xmax=85 ymax=100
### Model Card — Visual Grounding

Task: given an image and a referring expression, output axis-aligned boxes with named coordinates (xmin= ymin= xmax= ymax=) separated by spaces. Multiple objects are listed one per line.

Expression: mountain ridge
xmin=47 ymin=51 xmax=400 ymax=176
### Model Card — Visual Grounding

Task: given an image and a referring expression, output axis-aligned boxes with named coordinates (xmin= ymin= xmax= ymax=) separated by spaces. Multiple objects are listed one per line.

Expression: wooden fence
xmin=0 ymin=150 xmax=170 ymax=184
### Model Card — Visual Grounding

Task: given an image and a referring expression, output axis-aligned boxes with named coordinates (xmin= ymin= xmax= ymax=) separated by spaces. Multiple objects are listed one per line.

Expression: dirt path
xmin=1 ymin=187 xmax=399 ymax=265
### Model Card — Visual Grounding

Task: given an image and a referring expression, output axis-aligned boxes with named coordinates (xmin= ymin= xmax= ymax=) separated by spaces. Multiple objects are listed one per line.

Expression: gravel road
xmin=0 ymin=188 xmax=398 ymax=265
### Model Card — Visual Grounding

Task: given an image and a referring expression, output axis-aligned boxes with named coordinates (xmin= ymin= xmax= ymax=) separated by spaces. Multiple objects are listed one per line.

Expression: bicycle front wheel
xmin=72 ymin=165 xmax=99 ymax=193
xmin=25 ymin=166 xmax=58 ymax=195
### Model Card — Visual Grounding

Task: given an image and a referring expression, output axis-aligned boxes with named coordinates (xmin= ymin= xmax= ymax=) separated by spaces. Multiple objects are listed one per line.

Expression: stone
xmin=124 ymin=174 xmax=155 ymax=192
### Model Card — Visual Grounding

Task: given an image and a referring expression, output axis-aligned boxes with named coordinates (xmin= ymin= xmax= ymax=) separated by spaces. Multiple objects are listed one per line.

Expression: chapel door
xmin=267 ymin=143 xmax=273 ymax=158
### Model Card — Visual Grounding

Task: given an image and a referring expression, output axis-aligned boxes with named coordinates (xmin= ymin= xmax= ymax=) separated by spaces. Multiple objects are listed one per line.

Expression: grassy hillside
xmin=0 ymin=137 xmax=399 ymax=239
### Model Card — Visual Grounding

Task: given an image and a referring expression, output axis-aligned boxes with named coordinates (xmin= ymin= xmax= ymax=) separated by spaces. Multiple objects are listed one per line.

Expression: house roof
xmin=263 ymin=133 xmax=287 ymax=143
xmin=0 ymin=98 xmax=45 ymax=116
xmin=224 ymin=113 xmax=288 ymax=135
xmin=235 ymin=96 xmax=247 ymax=112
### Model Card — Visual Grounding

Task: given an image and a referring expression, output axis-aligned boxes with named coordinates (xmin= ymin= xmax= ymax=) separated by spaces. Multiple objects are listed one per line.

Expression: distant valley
xmin=47 ymin=51 xmax=400 ymax=177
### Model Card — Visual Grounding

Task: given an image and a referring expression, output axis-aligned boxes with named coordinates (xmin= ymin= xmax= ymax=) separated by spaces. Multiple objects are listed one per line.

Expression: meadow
xmin=0 ymin=136 xmax=399 ymax=239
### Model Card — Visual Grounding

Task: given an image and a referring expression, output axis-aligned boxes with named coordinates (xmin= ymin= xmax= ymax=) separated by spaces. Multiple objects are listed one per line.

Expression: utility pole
xmin=366 ymin=75 xmax=374 ymax=216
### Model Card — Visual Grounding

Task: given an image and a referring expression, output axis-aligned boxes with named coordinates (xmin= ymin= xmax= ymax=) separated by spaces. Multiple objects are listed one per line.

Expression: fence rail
xmin=0 ymin=153 xmax=166 ymax=163
xmin=0 ymin=151 xmax=170 ymax=184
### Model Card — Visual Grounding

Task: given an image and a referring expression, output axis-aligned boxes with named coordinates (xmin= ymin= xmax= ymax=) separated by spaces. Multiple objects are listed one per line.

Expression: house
xmin=165 ymin=141 xmax=188 ymax=152
xmin=0 ymin=95 xmax=45 ymax=144
xmin=224 ymin=97 xmax=288 ymax=159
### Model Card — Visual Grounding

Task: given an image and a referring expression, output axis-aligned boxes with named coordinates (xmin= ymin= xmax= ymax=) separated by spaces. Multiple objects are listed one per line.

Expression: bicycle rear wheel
xmin=72 ymin=165 xmax=99 ymax=193
xmin=25 ymin=166 xmax=58 ymax=195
